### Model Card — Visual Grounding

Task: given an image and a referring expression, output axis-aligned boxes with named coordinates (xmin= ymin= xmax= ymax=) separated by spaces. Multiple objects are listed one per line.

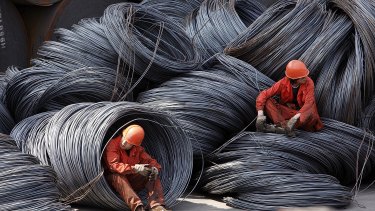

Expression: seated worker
xmin=103 ymin=124 xmax=168 ymax=211
xmin=255 ymin=60 xmax=323 ymax=136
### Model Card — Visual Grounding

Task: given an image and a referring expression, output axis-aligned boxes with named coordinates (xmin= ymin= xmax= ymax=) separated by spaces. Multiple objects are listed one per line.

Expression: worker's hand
xmin=149 ymin=167 xmax=159 ymax=181
xmin=256 ymin=110 xmax=266 ymax=132
xmin=132 ymin=164 xmax=151 ymax=177
xmin=286 ymin=113 xmax=300 ymax=137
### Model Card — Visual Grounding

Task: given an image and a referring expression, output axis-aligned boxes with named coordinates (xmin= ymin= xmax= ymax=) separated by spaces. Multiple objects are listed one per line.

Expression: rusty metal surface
xmin=17 ymin=0 xmax=141 ymax=60
xmin=0 ymin=0 xmax=28 ymax=72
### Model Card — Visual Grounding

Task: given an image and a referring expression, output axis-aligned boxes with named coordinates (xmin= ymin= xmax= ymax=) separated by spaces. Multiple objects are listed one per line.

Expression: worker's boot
xmin=264 ymin=124 xmax=286 ymax=134
xmin=150 ymin=205 xmax=171 ymax=211
xmin=256 ymin=116 xmax=267 ymax=132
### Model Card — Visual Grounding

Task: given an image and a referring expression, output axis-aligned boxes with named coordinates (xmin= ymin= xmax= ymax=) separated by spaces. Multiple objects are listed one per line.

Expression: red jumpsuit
xmin=103 ymin=136 xmax=164 ymax=211
xmin=256 ymin=76 xmax=323 ymax=131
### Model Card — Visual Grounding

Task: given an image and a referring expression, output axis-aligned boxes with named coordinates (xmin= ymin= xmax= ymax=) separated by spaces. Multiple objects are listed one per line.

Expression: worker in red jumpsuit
xmin=103 ymin=124 xmax=168 ymax=211
xmin=255 ymin=60 xmax=323 ymax=136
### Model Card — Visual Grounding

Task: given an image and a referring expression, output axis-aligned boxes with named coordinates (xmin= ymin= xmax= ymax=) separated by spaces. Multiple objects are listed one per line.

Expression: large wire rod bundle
xmin=0 ymin=134 xmax=71 ymax=210
xmin=13 ymin=102 xmax=193 ymax=209
xmin=0 ymin=102 xmax=15 ymax=134
xmin=330 ymin=0 xmax=375 ymax=105
xmin=3 ymin=68 xmax=65 ymax=122
xmin=361 ymin=96 xmax=375 ymax=132
xmin=185 ymin=0 xmax=264 ymax=60
xmin=3 ymin=67 xmax=124 ymax=122
xmin=101 ymin=3 xmax=201 ymax=83
xmin=11 ymin=112 xmax=56 ymax=165
xmin=201 ymin=118 xmax=375 ymax=210
xmin=138 ymin=54 xmax=274 ymax=155
xmin=141 ymin=0 xmax=204 ymax=24
xmin=36 ymin=18 xmax=119 ymax=72
xmin=225 ymin=0 xmax=326 ymax=80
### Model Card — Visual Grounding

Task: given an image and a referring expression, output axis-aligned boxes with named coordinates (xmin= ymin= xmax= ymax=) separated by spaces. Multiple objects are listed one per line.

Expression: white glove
xmin=149 ymin=167 xmax=159 ymax=181
xmin=132 ymin=164 xmax=151 ymax=176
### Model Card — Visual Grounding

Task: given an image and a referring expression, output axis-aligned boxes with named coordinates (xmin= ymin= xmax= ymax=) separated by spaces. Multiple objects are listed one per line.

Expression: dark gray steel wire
xmin=0 ymin=101 xmax=15 ymax=134
xmin=11 ymin=102 xmax=193 ymax=209
xmin=0 ymin=134 xmax=71 ymax=210
xmin=101 ymin=3 xmax=201 ymax=83
xmin=225 ymin=0 xmax=327 ymax=80
xmin=361 ymin=96 xmax=375 ymax=132
xmin=138 ymin=54 xmax=273 ymax=155
xmin=141 ymin=0 xmax=204 ymax=24
xmin=201 ymin=118 xmax=375 ymax=210
xmin=185 ymin=0 xmax=264 ymax=60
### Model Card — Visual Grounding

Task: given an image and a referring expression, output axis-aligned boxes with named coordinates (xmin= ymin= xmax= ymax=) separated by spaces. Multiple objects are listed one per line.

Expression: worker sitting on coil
xmin=255 ymin=60 xmax=323 ymax=136
xmin=103 ymin=124 xmax=168 ymax=211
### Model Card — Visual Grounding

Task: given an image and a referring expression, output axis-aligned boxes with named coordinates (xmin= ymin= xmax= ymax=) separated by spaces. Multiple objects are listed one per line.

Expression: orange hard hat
xmin=122 ymin=125 xmax=145 ymax=146
xmin=285 ymin=60 xmax=309 ymax=79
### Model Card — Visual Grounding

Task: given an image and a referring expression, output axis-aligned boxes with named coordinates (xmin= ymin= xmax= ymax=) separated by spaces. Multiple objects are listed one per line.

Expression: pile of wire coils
xmin=1 ymin=0 xmax=375 ymax=210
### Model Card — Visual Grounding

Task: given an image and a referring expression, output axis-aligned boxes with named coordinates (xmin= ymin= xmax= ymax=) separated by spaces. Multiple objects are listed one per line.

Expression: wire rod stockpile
xmin=185 ymin=0 xmax=264 ymax=60
xmin=138 ymin=54 xmax=274 ymax=155
xmin=0 ymin=102 xmax=15 ymax=134
xmin=101 ymin=3 xmax=201 ymax=83
xmin=11 ymin=102 xmax=193 ymax=209
xmin=201 ymin=118 xmax=375 ymax=210
xmin=361 ymin=96 xmax=375 ymax=132
xmin=223 ymin=0 xmax=375 ymax=126
xmin=0 ymin=134 xmax=71 ymax=210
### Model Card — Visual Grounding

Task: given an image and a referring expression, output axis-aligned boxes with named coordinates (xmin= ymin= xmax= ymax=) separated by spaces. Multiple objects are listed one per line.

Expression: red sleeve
xmin=299 ymin=78 xmax=316 ymax=119
xmin=139 ymin=148 xmax=162 ymax=172
xmin=104 ymin=138 xmax=135 ymax=175
xmin=256 ymin=79 xmax=282 ymax=111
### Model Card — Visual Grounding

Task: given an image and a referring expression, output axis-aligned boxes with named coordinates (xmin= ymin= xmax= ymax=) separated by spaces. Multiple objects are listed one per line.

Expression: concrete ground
xmin=74 ymin=187 xmax=375 ymax=211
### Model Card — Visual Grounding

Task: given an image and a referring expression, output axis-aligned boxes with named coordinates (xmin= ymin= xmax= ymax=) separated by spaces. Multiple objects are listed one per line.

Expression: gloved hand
xmin=149 ymin=167 xmax=159 ymax=181
xmin=286 ymin=113 xmax=300 ymax=137
xmin=256 ymin=110 xmax=266 ymax=132
xmin=132 ymin=164 xmax=151 ymax=177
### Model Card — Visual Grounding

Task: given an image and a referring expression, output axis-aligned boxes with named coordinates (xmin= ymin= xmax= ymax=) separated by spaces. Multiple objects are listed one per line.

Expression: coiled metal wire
xmin=11 ymin=102 xmax=193 ymax=210
xmin=201 ymin=118 xmax=375 ymax=210
xmin=101 ymin=3 xmax=201 ymax=83
xmin=0 ymin=134 xmax=71 ymax=210
xmin=141 ymin=0 xmax=204 ymax=24
xmin=361 ymin=96 xmax=375 ymax=132
xmin=185 ymin=0 xmax=264 ymax=60
xmin=0 ymin=102 xmax=14 ymax=134
xmin=138 ymin=54 xmax=273 ymax=155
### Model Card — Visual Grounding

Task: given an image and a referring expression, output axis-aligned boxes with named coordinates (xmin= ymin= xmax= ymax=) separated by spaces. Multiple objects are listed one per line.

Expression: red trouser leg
xmin=146 ymin=177 xmax=165 ymax=208
xmin=106 ymin=174 xmax=143 ymax=211
xmin=264 ymin=98 xmax=298 ymax=127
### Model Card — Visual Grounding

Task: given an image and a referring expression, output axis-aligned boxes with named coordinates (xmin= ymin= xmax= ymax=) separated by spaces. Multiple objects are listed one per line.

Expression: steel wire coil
xmin=36 ymin=18 xmax=119 ymax=72
xmin=0 ymin=134 xmax=71 ymax=210
xmin=201 ymin=118 xmax=375 ymax=209
xmin=138 ymin=54 xmax=273 ymax=155
xmin=185 ymin=0 xmax=264 ymax=60
xmin=11 ymin=102 xmax=193 ymax=209
xmin=0 ymin=102 xmax=15 ymax=134
xmin=101 ymin=3 xmax=201 ymax=83
xmin=361 ymin=96 xmax=375 ymax=132
xmin=141 ymin=0 xmax=204 ymax=24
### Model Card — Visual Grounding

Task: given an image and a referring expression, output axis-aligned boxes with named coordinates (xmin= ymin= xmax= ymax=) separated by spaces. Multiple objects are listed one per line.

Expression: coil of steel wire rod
xmin=201 ymin=118 xmax=375 ymax=210
xmin=11 ymin=111 xmax=55 ymax=165
xmin=16 ymin=0 xmax=140 ymax=59
xmin=11 ymin=102 xmax=193 ymax=209
xmin=0 ymin=134 xmax=71 ymax=210
xmin=0 ymin=102 xmax=15 ymax=134
xmin=101 ymin=3 xmax=201 ymax=83
xmin=185 ymin=0 xmax=264 ymax=60
xmin=141 ymin=0 xmax=204 ymax=24
xmin=138 ymin=54 xmax=274 ymax=155
xmin=361 ymin=96 xmax=375 ymax=132
xmin=225 ymin=0 xmax=326 ymax=80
